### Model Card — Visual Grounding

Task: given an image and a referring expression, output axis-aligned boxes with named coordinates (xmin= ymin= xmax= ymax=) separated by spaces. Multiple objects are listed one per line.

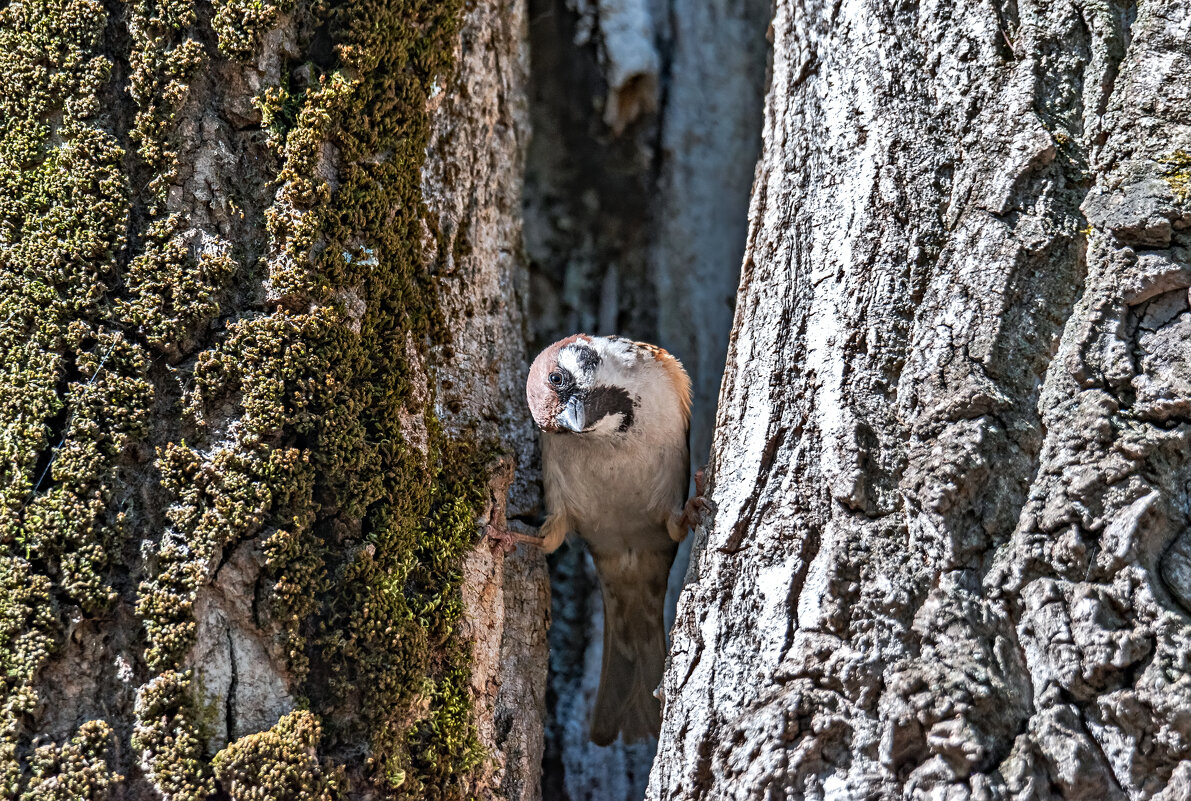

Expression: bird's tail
xmin=589 ymin=548 xmax=674 ymax=746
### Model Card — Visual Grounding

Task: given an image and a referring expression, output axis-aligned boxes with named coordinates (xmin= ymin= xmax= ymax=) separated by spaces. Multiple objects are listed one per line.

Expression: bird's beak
xmin=557 ymin=396 xmax=586 ymax=433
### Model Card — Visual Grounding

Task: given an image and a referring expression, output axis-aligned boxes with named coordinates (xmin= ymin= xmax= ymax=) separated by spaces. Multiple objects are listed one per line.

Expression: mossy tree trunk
xmin=652 ymin=1 xmax=1191 ymax=799
xmin=0 ymin=0 xmax=547 ymax=798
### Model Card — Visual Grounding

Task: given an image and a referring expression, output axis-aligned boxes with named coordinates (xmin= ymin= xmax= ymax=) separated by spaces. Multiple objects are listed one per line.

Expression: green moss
xmin=123 ymin=0 xmax=235 ymax=362
xmin=119 ymin=215 xmax=237 ymax=355
xmin=0 ymin=0 xmax=153 ymax=792
xmin=127 ymin=0 xmax=486 ymax=793
xmin=1159 ymin=150 xmax=1191 ymax=202
xmin=20 ymin=330 xmax=153 ymax=611
xmin=261 ymin=72 xmax=354 ymax=302
xmin=212 ymin=711 xmax=341 ymax=799
xmin=120 ymin=0 xmax=262 ymax=790
xmin=255 ymin=76 xmax=305 ymax=156
xmin=0 ymin=559 xmax=55 ymax=795
xmin=126 ymin=0 xmax=204 ymax=204
xmin=214 ymin=0 xmax=297 ymax=60
xmin=131 ymin=671 xmax=216 ymax=801
xmin=308 ymin=430 xmax=489 ymax=799
xmin=292 ymin=2 xmax=490 ymax=793
xmin=21 ymin=720 xmax=122 ymax=801
xmin=127 ymin=31 xmax=206 ymax=208
xmin=3 ymin=0 xmax=486 ymax=793
xmin=136 ymin=441 xmax=287 ymax=670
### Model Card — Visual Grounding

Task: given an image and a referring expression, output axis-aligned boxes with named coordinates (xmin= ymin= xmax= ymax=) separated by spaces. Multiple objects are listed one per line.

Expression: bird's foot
xmin=484 ymin=522 xmax=547 ymax=553
xmin=677 ymin=496 xmax=713 ymax=531
xmin=669 ymin=468 xmax=716 ymax=540
xmin=485 ymin=525 xmax=519 ymax=553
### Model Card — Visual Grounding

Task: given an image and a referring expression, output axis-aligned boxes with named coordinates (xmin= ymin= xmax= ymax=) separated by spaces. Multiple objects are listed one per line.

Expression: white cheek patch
xmin=586 ymin=412 xmax=627 ymax=435
xmin=558 ymin=348 xmax=582 ymax=377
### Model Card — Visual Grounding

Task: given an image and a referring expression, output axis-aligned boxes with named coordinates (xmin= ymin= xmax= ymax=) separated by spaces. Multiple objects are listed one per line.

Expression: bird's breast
xmin=543 ymin=430 xmax=686 ymax=554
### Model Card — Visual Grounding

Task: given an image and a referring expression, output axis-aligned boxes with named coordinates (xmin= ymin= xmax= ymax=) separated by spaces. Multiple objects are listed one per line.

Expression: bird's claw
xmin=485 ymin=524 xmax=521 ymax=553
xmin=485 ymin=522 xmax=554 ymax=553
xmin=677 ymin=468 xmax=715 ymax=532
xmin=678 ymin=498 xmax=711 ymax=531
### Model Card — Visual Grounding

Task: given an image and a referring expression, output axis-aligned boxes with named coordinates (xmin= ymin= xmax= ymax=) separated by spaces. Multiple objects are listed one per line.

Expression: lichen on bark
xmin=2 ymin=0 xmax=497 ymax=794
xmin=129 ymin=0 xmax=489 ymax=796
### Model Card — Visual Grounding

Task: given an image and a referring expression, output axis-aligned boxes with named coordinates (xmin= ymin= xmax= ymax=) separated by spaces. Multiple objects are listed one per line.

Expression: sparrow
xmin=488 ymin=334 xmax=708 ymax=745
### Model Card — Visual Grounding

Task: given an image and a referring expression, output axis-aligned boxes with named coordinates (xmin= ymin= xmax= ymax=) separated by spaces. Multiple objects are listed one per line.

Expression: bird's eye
xmin=548 ymin=371 xmax=564 ymax=387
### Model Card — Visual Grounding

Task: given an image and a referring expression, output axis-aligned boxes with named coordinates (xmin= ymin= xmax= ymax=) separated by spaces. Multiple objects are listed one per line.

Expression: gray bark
xmin=652 ymin=1 xmax=1191 ymax=800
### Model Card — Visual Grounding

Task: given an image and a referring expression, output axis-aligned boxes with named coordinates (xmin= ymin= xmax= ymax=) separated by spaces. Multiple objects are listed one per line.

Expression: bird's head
xmin=527 ymin=335 xmax=637 ymax=436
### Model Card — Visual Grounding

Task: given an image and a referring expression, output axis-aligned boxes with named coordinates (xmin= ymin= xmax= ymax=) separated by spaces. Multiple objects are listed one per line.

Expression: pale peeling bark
xmin=653 ymin=0 xmax=770 ymax=465
xmin=653 ymin=2 xmax=1191 ymax=800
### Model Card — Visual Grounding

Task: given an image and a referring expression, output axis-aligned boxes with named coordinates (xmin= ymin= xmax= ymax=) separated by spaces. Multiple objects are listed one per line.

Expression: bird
xmin=487 ymin=334 xmax=709 ymax=745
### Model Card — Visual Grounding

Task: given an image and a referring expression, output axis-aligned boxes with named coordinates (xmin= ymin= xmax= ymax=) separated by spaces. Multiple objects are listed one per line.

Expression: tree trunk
xmin=10 ymin=0 xmax=1188 ymax=797
xmin=0 ymin=0 xmax=547 ymax=798
xmin=653 ymin=1 xmax=1191 ymax=799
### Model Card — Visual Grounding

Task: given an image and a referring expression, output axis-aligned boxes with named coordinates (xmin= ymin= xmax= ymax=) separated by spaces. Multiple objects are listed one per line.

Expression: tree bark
xmin=9 ymin=0 xmax=1187 ymax=797
xmin=653 ymin=1 xmax=1191 ymax=799
xmin=0 ymin=0 xmax=546 ymax=798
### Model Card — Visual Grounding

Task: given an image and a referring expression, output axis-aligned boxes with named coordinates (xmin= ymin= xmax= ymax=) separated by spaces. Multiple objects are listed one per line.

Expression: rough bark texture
xmin=426 ymin=6 xmax=550 ymax=799
xmin=0 ymin=0 xmax=546 ymax=798
xmin=653 ymin=1 xmax=1191 ymax=799
xmin=522 ymin=1 xmax=768 ymax=798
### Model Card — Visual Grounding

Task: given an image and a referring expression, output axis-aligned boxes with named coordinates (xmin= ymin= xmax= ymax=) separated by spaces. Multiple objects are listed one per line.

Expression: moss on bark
xmin=2 ymin=0 xmax=486 ymax=794
xmin=21 ymin=720 xmax=122 ymax=801
xmin=0 ymin=0 xmax=146 ymax=793
xmin=212 ymin=711 xmax=340 ymax=799
xmin=1160 ymin=150 xmax=1191 ymax=202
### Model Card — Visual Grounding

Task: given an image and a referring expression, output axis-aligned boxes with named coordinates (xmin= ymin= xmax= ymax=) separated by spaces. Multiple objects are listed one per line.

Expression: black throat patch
xmin=586 ymin=385 xmax=636 ymax=432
